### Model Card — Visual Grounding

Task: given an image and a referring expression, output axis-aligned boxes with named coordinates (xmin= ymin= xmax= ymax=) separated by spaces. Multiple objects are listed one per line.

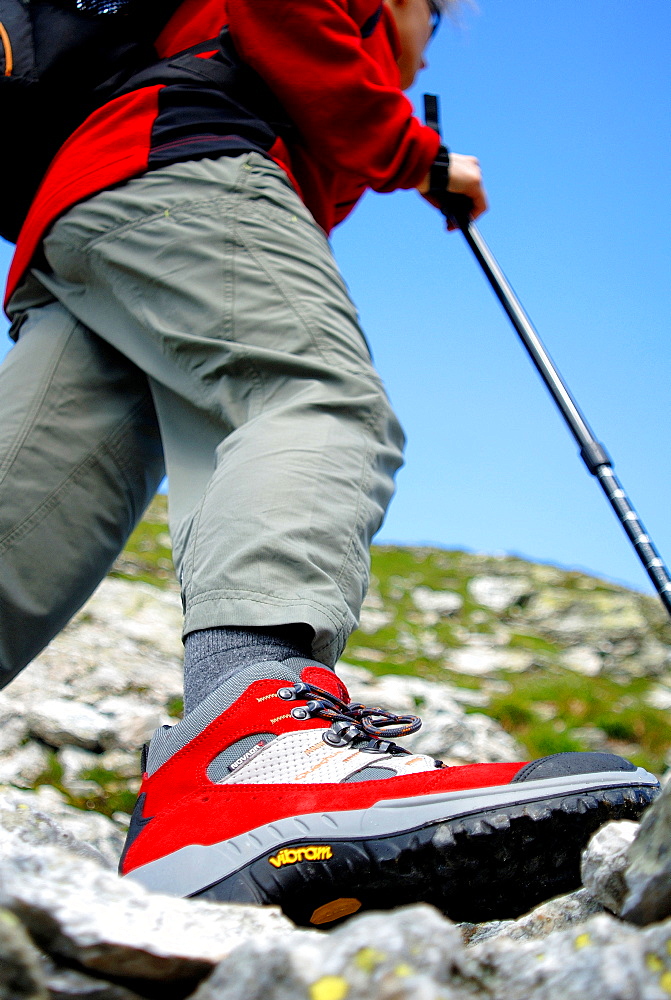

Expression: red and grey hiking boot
xmin=120 ymin=659 xmax=659 ymax=927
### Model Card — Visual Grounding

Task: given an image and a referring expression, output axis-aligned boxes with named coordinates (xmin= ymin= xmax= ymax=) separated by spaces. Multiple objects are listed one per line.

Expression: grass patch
xmin=110 ymin=495 xmax=176 ymax=590
xmin=487 ymin=669 xmax=671 ymax=773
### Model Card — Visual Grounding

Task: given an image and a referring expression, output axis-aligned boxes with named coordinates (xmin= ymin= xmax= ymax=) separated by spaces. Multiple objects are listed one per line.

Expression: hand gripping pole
xmin=424 ymin=94 xmax=671 ymax=619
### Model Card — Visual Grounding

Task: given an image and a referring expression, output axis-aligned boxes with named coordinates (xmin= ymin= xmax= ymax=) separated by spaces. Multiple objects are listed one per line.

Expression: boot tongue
xmin=300 ymin=664 xmax=349 ymax=702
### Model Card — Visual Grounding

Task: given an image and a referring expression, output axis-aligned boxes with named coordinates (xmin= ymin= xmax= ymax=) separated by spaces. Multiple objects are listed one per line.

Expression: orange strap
xmin=0 ymin=21 xmax=12 ymax=77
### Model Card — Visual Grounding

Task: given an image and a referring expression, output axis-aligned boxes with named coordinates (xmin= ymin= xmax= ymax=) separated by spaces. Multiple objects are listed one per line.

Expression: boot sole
xmin=125 ymin=768 xmax=658 ymax=926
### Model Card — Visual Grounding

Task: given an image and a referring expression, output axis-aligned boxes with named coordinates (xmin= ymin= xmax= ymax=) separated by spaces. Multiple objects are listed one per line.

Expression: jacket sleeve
xmin=227 ymin=0 xmax=440 ymax=192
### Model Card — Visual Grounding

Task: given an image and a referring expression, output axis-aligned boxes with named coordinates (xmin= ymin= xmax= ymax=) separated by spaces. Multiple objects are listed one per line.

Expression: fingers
xmin=447 ymin=152 xmax=488 ymax=222
xmin=415 ymin=150 xmax=488 ymax=229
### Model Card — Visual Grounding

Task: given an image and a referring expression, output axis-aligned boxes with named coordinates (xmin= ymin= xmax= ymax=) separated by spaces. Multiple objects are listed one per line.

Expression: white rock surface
xmin=191 ymin=903 xmax=671 ymax=1000
xmin=468 ymin=576 xmax=532 ymax=612
xmin=0 ymin=826 xmax=294 ymax=984
xmin=27 ymin=701 xmax=117 ymax=751
xmin=0 ymin=745 xmax=50 ymax=788
xmin=0 ymin=789 xmax=123 ymax=869
xmin=412 ymin=586 xmax=463 ymax=618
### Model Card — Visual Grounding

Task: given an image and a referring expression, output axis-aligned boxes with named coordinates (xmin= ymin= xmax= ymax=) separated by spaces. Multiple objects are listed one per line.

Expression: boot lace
xmin=277 ymin=680 xmax=422 ymax=754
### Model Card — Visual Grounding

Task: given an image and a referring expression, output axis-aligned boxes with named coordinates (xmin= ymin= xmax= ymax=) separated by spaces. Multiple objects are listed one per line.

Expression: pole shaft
xmin=596 ymin=466 xmax=671 ymax=615
xmin=459 ymin=220 xmax=671 ymax=618
xmin=463 ymin=223 xmax=603 ymax=462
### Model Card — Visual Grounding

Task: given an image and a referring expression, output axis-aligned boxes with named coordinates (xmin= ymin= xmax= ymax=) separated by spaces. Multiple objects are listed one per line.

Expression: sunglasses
xmin=427 ymin=0 xmax=442 ymax=37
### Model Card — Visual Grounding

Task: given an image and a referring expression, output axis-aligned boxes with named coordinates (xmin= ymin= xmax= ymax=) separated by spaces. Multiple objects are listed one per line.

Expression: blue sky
xmin=1 ymin=0 xmax=669 ymax=599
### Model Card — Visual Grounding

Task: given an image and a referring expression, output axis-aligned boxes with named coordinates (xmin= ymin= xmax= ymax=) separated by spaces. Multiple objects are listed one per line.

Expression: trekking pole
xmin=424 ymin=94 xmax=671 ymax=620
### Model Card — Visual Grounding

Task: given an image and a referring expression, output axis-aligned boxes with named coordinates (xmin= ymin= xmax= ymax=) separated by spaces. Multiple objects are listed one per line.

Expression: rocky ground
xmin=2 ymin=501 xmax=671 ymax=997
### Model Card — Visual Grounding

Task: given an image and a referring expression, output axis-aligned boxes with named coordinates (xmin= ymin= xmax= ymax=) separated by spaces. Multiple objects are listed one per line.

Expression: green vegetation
xmin=33 ymin=752 xmax=139 ymax=818
xmin=111 ymin=494 xmax=176 ymax=590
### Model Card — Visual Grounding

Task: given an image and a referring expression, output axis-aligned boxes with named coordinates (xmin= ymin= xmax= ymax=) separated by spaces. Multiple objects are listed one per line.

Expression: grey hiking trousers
xmin=0 ymin=153 xmax=404 ymax=684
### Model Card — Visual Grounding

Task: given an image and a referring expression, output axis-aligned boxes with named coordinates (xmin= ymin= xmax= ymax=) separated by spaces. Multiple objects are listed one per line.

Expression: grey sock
xmin=183 ymin=624 xmax=317 ymax=713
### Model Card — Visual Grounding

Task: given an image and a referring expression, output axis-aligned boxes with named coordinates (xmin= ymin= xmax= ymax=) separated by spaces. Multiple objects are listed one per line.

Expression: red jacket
xmin=5 ymin=0 xmax=440 ymax=306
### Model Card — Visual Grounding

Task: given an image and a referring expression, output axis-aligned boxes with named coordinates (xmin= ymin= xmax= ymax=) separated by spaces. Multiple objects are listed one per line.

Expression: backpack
xmin=0 ymin=0 xmax=181 ymax=243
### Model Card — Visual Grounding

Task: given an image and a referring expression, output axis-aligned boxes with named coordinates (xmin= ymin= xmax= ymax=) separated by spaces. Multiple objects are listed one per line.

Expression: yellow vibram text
xmin=269 ymin=845 xmax=333 ymax=867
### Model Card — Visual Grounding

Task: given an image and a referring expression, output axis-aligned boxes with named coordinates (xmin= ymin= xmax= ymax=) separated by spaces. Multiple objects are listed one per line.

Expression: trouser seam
xmin=0 ymin=323 xmax=75 ymax=487
xmin=0 ymin=394 xmax=155 ymax=555
xmin=185 ymin=590 xmax=346 ymax=630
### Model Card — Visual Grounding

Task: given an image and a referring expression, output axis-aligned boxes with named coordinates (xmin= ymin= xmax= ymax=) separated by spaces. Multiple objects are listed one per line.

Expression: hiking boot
xmin=120 ymin=658 xmax=659 ymax=926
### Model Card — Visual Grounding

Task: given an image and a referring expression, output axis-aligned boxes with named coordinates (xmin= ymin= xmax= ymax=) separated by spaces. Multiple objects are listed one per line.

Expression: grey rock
xmin=192 ymin=905 xmax=474 ymax=1000
xmin=447 ymin=642 xmax=534 ymax=676
xmin=622 ymin=779 xmax=671 ymax=925
xmin=41 ymin=957 xmax=144 ymax=1000
xmin=470 ymin=911 xmax=671 ymax=1000
xmin=468 ymin=575 xmax=532 ymax=612
xmin=462 ymin=888 xmax=604 ymax=945
xmin=0 ymin=791 xmax=118 ymax=869
xmin=94 ymin=698 xmax=169 ymax=751
xmin=195 ymin=904 xmax=671 ymax=1000
xmin=0 ymin=907 xmax=48 ymax=1000
xmin=646 ymin=683 xmax=671 ymax=711
xmin=27 ymin=701 xmax=116 ymax=752
xmin=580 ymin=820 xmax=639 ymax=915
xmin=0 ymin=695 xmax=29 ymax=754
xmin=0 ymin=745 xmax=50 ymax=788
xmin=412 ymin=587 xmax=463 ymax=619
xmin=0 ymin=832 xmax=293 ymax=985
xmin=357 ymin=608 xmax=393 ymax=634
xmin=560 ymin=645 xmax=603 ymax=677
xmin=58 ymin=747 xmax=103 ymax=799
xmin=10 ymin=580 xmax=183 ymax=714
xmin=525 ymin=588 xmax=650 ymax=645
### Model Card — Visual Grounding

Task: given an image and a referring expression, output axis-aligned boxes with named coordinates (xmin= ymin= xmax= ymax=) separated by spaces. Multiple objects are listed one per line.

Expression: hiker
xmin=0 ymin=0 xmax=656 ymax=926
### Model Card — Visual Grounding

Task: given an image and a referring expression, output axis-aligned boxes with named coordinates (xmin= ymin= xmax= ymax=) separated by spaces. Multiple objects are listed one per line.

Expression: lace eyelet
xmin=291 ymin=706 xmax=311 ymax=721
xmin=277 ymin=687 xmax=297 ymax=701
xmin=322 ymin=730 xmax=350 ymax=748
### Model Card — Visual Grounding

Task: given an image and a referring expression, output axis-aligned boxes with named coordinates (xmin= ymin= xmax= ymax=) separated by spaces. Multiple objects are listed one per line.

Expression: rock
xmin=411 ymin=587 xmax=463 ymax=618
xmin=0 ymin=785 xmax=125 ymax=871
xmin=461 ymin=888 xmax=604 ymax=945
xmin=560 ymin=645 xmax=603 ymax=677
xmin=41 ymin=959 xmax=145 ymax=1000
xmin=622 ymin=779 xmax=671 ymax=925
xmin=0 ymin=834 xmax=294 ymax=986
xmin=78 ymin=579 xmax=184 ymax=661
xmin=0 ymin=791 xmax=120 ymax=869
xmin=447 ymin=642 xmax=534 ymax=676
xmin=645 ymin=683 xmax=671 ymax=710
xmin=10 ymin=580 xmax=183 ymax=715
xmin=580 ymin=820 xmax=639 ymax=914
xmin=192 ymin=904 xmax=671 ymax=1000
xmin=0 ymin=908 xmax=48 ymax=1000
xmin=525 ymin=588 xmax=650 ymax=645
xmin=94 ymin=698 xmax=169 ymax=751
xmin=469 ymin=911 xmax=671 ymax=1000
xmin=357 ymin=608 xmax=393 ymax=634
xmin=0 ymin=696 xmax=29 ymax=754
xmin=58 ymin=746 xmax=103 ymax=798
xmin=468 ymin=575 xmax=532 ymax=612
xmin=27 ymin=701 xmax=116 ymax=752
xmin=191 ymin=905 xmax=473 ymax=1000
xmin=0 ymin=745 xmax=50 ymax=788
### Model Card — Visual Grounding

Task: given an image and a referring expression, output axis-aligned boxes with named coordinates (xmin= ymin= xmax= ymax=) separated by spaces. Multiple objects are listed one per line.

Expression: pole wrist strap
xmin=429 ymin=144 xmax=450 ymax=200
